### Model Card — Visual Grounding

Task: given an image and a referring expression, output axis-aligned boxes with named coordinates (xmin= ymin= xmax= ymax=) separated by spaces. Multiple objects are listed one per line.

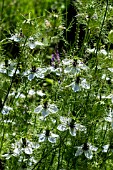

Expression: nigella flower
xmin=66 ymin=77 xmax=90 ymax=92
xmin=38 ymin=129 xmax=59 ymax=143
xmin=2 ymin=106 xmax=13 ymax=115
xmin=28 ymin=37 xmax=44 ymax=49
xmin=105 ymin=109 xmax=113 ymax=129
xmin=23 ymin=66 xmax=47 ymax=81
xmin=12 ymin=138 xmax=40 ymax=156
xmin=34 ymin=101 xmax=58 ymax=117
xmin=9 ymin=33 xmax=22 ymax=42
xmin=75 ymin=143 xmax=98 ymax=159
xmin=57 ymin=116 xmax=86 ymax=136
xmin=0 ymin=62 xmax=20 ymax=77
xmin=62 ymin=59 xmax=88 ymax=75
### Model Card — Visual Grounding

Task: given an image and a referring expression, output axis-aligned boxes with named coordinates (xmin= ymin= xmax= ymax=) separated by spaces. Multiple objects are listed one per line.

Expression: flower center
xmin=69 ymin=119 xmax=75 ymax=128
xmin=45 ymin=130 xmax=50 ymax=137
xmin=73 ymin=59 xmax=77 ymax=67
xmin=22 ymin=138 xmax=27 ymax=148
xmin=43 ymin=101 xmax=48 ymax=109
xmin=31 ymin=66 xmax=36 ymax=73
xmin=76 ymin=77 xmax=80 ymax=84
xmin=82 ymin=143 xmax=89 ymax=151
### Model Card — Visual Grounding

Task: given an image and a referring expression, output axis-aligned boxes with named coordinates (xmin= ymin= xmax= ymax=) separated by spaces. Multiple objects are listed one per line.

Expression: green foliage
xmin=1 ymin=0 xmax=113 ymax=169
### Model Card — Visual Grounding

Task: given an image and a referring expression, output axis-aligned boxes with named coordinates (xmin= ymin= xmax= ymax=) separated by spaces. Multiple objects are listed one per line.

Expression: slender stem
xmin=95 ymin=0 xmax=108 ymax=72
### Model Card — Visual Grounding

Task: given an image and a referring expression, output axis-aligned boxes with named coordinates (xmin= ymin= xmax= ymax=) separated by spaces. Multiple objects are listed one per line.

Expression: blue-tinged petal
xmin=72 ymin=83 xmax=80 ymax=92
xmin=48 ymin=136 xmax=56 ymax=143
xmin=34 ymin=105 xmax=43 ymax=113
xmin=75 ymin=147 xmax=83 ymax=156
xmin=64 ymin=66 xmax=72 ymax=73
xmin=39 ymin=134 xmax=46 ymax=142
xmin=84 ymin=150 xmax=93 ymax=159
xmin=28 ymin=73 xmax=35 ymax=81
xmin=48 ymin=104 xmax=58 ymax=113
xmin=2 ymin=106 xmax=13 ymax=115
xmin=42 ymin=109 xmax=49 ymax=117
xmin=57 ymin=124 xmax=67 ymax=131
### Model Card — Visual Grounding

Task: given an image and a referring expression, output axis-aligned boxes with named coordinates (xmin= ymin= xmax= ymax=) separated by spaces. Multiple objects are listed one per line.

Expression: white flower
xmin=12 ymin=138 xmax=40 ymax=156
xmin=9 ymin=33 xmax=21 ymax=42
xmin=57 ymin=116 xmax=86 ymax=136
xmin=66 ymin=77 xmax=90 ymax=92
xmin=28 ymin=37 xmax=44 ymax=49
xmin=2 ymin=106 xmax=13 ymax=115
xmin=34 ymin=102 xmax=58 ymax=117
xmin=75 ymin=143 xmax=98 ymax=159
xmin=62 ymin=59 xmax=87 ymax=75
xmin=38 ymin=130 xmax=59 ymax=143
xmin=105 ymin=109 xmax=113 ymax=129
xmin=24 ymin=67 xmax=47 ymax=81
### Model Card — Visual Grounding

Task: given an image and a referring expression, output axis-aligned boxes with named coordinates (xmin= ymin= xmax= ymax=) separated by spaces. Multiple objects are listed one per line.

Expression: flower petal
xmin=57 ymin=124 xmax=67 ymax=131
xmin=2 ymin=106 xmax=13 ymax=115
xmin=89 ymin=145 xmax=98 ymax=151
xmin=84 ymin=150 xmax=93 ymax=159
xmin=48 ymin=104 xmax=58 ymax=113
xmin=69 ymin=128 xmax=76 ymax=136
xmin=34 ymin=105 xmax=43 ymax=113
xmin=81 ymin=79 xmax=90 ymax=89
xmin=24 ymin=147 xmax=33 ymax=155
xmin=13 ymin=148 xmax=21 ymax=156
xmin=35 ymin=41 xmax=44 ymax=46
xmin=39 ymin=134 xmax=46 ymax=142
xmin=64 ymin=66 xmax=72 ymax=73
xmin=75 ymin=124 xmax=87 ymax=132
xmin=48 ymin=136 xmax=56 ymax=143
xmin=75 ymin=147 xmax=83 ymax=156
xmin=42 ymin=109 xmax=49 ymax=117
xmin=51 ymin=133 xmax=59 ymax=138
xmin=72 ymin=83 xmax=80 ymax=92
xmin=29 ymin=43 xmax=36 ymax=49
xmin=60 ymin=116 xmax=69 ymax=124
xmin=28 ymin=73 xmax=35 ymax=81
xmin=105 ymin=117 xmax=112 ymax=122
xmin=102 ymin=144 xmax=109 ymax=152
